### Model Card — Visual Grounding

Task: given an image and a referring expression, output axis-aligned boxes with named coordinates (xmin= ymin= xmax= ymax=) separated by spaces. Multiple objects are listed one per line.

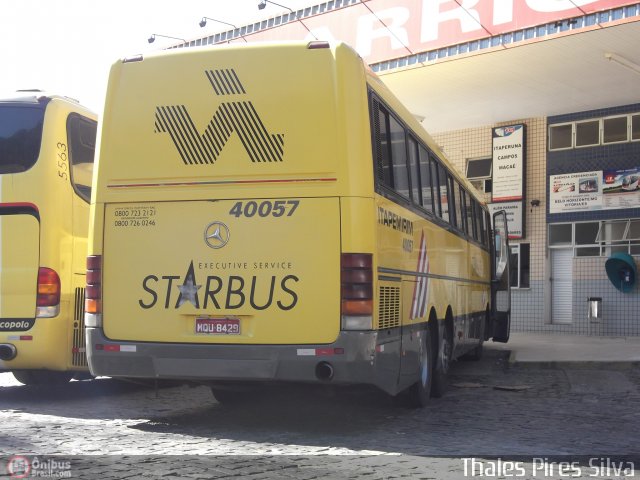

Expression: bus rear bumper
xmin=87 ymin=328 xmax=398 ymax=394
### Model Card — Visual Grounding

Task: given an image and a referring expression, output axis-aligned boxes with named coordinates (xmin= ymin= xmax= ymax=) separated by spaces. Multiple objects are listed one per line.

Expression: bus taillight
xmin=36 ymin=267 xmax=61 ymax=318
xmin=85 ymin=255 xmax=102 ymax=327
xmin=341 ymin=253 xmax=373 ymax=330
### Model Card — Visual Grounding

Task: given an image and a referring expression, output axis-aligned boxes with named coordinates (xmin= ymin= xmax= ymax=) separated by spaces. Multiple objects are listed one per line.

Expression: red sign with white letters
xmin=238 ymin=0 xmax=635 ymax=64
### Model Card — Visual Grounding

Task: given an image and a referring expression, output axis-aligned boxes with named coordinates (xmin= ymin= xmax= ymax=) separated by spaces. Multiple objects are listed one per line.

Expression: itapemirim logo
xmin=154 ymin=69 xmax=285 ymax=165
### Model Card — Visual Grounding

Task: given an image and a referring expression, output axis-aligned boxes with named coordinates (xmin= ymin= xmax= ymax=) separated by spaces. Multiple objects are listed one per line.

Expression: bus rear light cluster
xmin=85 ymin=255 xmax=103 ymax=327
xmin=36 ymin=267 xmax=60 ymax=318
xmin=341 ymin=253 xmax=373 ymax=330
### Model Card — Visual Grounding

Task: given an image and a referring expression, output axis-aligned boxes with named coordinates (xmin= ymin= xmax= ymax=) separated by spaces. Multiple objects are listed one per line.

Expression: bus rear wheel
xmin=432 ymin=321 xmax=452 ymax=398
xmin=12 ymin=370 xmax=74 ymax=386
xmin=405 ymin=327 xmax=433 ymax=408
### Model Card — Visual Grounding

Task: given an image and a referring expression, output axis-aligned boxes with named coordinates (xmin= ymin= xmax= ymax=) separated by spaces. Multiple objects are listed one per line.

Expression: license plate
xmin=195 ymin=317 xmax=240 ymax=335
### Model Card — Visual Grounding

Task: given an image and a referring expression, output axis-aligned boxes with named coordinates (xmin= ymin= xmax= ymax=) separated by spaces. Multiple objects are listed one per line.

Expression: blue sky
xmin=0 ymin=0 xmax=317 ymax=113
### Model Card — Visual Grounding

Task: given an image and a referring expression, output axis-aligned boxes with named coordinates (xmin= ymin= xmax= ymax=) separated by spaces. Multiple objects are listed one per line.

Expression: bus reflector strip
xmin=296 ymin=348 xmax=344 ymax=356
xmin=95 ymin=344 xmax=137 ymax=353
xmin=7 ymin=335 xmax=33 ymax=341
xmin=107 ymin=177 xmax=337 ymax=188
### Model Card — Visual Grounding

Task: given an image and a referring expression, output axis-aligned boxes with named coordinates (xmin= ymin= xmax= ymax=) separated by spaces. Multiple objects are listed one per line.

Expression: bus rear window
xmin=0 ymin=105 xmax=45 ymax=174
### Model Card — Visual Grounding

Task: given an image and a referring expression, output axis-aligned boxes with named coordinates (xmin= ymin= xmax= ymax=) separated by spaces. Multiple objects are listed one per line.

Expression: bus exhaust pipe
xmin=315 ymin=361 xmax=334 ymax=381
xmin=0 ymin=344 xmax=17 ymax=361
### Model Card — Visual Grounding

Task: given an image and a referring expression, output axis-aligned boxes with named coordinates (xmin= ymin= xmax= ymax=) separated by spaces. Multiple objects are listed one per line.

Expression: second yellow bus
xmin=0 ymin=92 xmax=96 ymax=385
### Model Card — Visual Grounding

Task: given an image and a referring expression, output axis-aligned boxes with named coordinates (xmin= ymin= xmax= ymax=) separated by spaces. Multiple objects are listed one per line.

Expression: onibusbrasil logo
xmin=6 ymin=456 xmax=71 ymax=478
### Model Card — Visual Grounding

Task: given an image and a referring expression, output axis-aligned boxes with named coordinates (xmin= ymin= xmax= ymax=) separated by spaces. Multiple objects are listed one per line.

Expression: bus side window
xmin=431 ymin=157 xmax=442 ymax=218
xmin=465 ymin=188 xmax=476 ymax=240
xmin=407 ymin=136 xmax=421 ymax=205
xmin=418 ymin=146 xmax=434 ymax=214
xmin=472 ymin=199 xmax=484 ymax=243
xmin=452 ymin=180 xmax=463 ymax=232
xmin=388 ymin=114 xmax=410 ymax=200
xmin=474 ymin=199 xmax=485 ymax=244
xmin=437 ymin=162 xmax=450 ymax=223
xmin=375 ymin=105 xmax=393 ymax=188
xmin=459 ymin=188 xmax=468 ymax=234
xmin=67 ymin=114 xmax=97 ymax=203
xmin=484 ymin=210 xmax=492 ymax=247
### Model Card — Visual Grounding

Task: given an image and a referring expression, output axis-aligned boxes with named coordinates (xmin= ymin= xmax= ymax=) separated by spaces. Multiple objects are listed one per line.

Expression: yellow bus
xmin=0 ymin=92 xmax=96 ymax=385
xmin=86 ymin=42 xmax=511 ymax=406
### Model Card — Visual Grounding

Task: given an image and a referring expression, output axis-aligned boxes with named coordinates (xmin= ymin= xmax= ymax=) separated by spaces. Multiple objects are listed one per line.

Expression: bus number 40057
xmin=229 ymin=200 xmax=299 ymax=218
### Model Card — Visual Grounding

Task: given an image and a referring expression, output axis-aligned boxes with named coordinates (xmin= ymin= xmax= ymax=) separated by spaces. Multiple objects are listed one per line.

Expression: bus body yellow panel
xmin=95 ymin=43 xmax=371 ymax=204
xmin=102 ymin=198 xmax=340 ymax=345
xmin=0 ymin=215 xmax=39 ymax=319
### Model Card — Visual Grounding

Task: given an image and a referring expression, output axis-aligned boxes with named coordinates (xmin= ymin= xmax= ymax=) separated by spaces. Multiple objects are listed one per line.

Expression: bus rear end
xmin=0 ymin=94 xmax=96 ymax=384
xmin=87 ymin=43 xmax=378 ymax=389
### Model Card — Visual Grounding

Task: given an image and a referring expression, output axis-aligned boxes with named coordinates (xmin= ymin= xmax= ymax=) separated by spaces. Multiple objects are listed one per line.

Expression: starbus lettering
xmin=139 ymin=261 xmax=299 ymax=311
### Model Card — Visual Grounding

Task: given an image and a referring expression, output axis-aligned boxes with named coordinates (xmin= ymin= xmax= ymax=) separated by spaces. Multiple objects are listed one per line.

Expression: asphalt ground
xmin=0 ymin=347 xmax=638 ymax=479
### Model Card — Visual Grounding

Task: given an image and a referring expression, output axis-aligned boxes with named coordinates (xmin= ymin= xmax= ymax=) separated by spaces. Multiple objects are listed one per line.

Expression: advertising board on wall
xmin=549 ymin=171 xmax=602 ymax=213
xmin=489 ymin=201 xmax=523 ymax=239
xmin=549 ymin=167 xmax=640 ymax=213
xmin=491 ymin=124 xmax=525 ymax=239
xmin=492 ymin=125 xmax=525 ymax=202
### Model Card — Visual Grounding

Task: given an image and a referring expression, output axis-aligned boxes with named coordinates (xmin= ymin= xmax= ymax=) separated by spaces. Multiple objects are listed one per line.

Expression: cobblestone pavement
xmin=0 ymin=349 xmax=638 ymax=479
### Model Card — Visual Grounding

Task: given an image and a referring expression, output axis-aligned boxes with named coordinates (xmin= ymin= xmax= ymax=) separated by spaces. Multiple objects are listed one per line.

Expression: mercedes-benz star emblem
xmin=204 ymin=221 xmax=230 ymax=249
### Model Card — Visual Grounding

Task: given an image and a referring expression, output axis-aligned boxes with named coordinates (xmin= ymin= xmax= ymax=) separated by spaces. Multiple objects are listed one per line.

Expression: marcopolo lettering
xmin=139 ymin=261 xmax=299 ymax=311
xmin=0 ymin=319 xmax=34 ymax=331
xmin=154 ymin=68 xmax=284 ymax=165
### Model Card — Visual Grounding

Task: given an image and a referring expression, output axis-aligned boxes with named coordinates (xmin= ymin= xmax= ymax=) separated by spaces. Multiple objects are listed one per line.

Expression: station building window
xmin=549 ymin=220 xmax=640 ymax=256
xmin=575 ymin=119 xmax=599 ymax=147
xmin=549 ymin=112 xmax=640 ymax=150
xmin=633 ymin=114 xmax=640 ymax=141
xmin=603 ymin=115 xmax=628 ymax=144
xmin=466 ymin=157 xmax=492 ymax=193
xmin=510 ymin=243 xmax=530 ymax=289
xmin=549 ymin=123 xmax=572 ymax=150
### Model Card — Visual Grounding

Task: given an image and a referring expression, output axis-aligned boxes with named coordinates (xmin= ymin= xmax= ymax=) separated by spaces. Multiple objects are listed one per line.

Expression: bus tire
xmin=431 ymin=319 xmax=452 ymax=398
xmin=405 ymin=327 xmax=433 ymax=408
xmin=12 ymin=370 xmax=74 ymax=386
